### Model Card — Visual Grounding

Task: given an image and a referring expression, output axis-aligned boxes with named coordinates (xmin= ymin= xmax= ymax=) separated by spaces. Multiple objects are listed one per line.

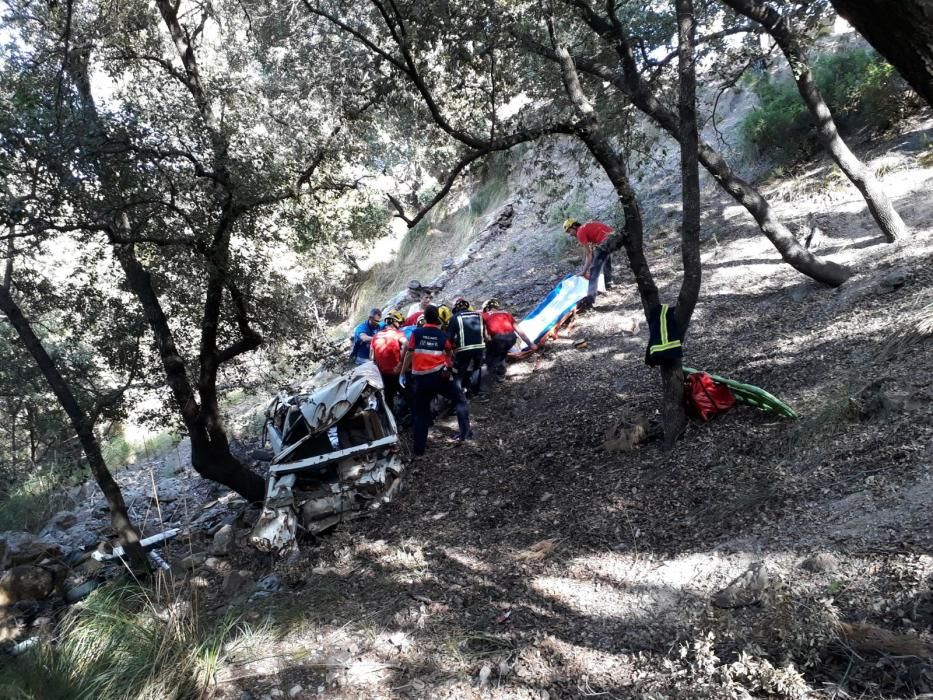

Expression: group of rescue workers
xmin=349 ymin=217 xmax=615 ymax=457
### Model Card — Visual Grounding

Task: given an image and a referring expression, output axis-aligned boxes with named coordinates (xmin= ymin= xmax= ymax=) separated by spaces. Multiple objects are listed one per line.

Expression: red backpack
xmin=371 ymin=327 xmax=405 ymax=374
xmin=685 ymin=371 xmax=736 ymax=421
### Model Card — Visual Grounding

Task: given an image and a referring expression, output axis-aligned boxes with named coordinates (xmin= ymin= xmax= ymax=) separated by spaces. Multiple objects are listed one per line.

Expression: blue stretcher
xmin=509 ymin=274 xmax=595 ymax=355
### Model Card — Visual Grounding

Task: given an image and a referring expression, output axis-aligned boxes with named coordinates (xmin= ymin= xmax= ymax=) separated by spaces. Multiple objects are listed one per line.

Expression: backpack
xmin=371 ymin=328 xmax=404 ymax=374
xmin=685 ymin=372 xmax=736 ymax=421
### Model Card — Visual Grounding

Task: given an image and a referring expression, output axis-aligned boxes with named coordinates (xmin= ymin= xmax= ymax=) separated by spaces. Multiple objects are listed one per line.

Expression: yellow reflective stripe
xmin=650 ymin=340 xmax=682 ymax=353
xmin=649 ymin=304 xmax=681 ymax=355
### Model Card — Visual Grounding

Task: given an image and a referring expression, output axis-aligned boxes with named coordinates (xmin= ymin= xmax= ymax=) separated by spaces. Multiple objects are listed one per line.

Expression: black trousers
xmin=411 ymin=371 xmax=470 ymax=455
xmin=454 ymin=348 xmax=484 ymax=396
xmin=486 ymin=332 xmax=517 ymax=378
xmin=380 ymin=372 xmax=401 ymax=413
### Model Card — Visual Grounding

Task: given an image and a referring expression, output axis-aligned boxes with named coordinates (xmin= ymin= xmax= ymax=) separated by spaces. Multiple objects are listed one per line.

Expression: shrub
xmin=741 ymin=47 xmax=909 ymax=162
xmin=0 ymin=468 xmax=70 ymax=531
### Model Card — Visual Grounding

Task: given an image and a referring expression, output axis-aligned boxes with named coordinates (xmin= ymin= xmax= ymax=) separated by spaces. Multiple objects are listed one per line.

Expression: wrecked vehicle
xmin=250 ymin=363 xmax=404 ymax=553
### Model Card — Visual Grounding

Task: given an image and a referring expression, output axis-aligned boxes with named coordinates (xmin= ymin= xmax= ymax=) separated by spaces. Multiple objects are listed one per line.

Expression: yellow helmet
xmin=437 ymin=304 xmax=452 ymax=325
xmin=385 ymin=309 xmax=404 ymax=324
xmin=563 ymin=218 xmax=579 ymax=232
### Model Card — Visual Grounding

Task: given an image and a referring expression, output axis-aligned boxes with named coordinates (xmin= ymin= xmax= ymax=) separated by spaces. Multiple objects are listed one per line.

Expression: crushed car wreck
xmin=250 ymin=363 xmax=405 ymax=553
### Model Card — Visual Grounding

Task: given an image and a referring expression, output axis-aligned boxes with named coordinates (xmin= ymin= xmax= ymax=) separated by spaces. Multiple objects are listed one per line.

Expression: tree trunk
xmin=113 ymin=241 xmax=265 ymax=503
xmin=564 ymin=10 xmax=853 ymax=286
xmin=549 ymin=37 xmax=659 ymax=312
xmin=579 ymin=131 xmax=659 ymax=312
xmin=549 ymin=25 xmax=698 ymax=454
xmin=0 ymin=284 xmax=149 ymax=573
xmin=666 ymin=0 xmax=702 ymax=449
xmin=660 ymin=362 xmax=688 ymax=447
xmin=830 ymin=0 xmax=933 ymax=109
xmin=722 ymin=0 xmax=908 ymax=243
xmin=10 ymin=404 xmax=17 ymax=468
xmin=66 ymin=50 xmax=265 ymax=504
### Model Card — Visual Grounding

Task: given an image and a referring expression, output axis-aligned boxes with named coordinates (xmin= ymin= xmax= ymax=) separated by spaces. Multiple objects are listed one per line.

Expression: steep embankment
xmin=199 ymin=117 xmax=933 ymax=698
xmin=353 ymin=56 xmax=769 ymax=319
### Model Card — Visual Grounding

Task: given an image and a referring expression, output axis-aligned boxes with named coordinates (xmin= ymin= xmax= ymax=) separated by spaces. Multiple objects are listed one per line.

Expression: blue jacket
xmin=350 ymin=319 xmax=380 ymax=361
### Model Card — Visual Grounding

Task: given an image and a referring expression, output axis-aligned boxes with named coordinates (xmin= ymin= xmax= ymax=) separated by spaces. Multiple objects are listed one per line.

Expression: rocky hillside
xmin=3 ymin=22 xmax=933 ymax=699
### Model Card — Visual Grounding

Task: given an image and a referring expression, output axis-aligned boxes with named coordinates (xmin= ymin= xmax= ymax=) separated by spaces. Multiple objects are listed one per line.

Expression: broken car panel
xmin=250 ymin=363 xmax=404 ymax=553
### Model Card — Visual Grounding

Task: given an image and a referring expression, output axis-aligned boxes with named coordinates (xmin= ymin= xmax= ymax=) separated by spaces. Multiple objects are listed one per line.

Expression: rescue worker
xmin=449 ymin=297 xmax=485 ymax=397
xmin=404 ymin=290 xmax=433 ymax=326
xmin=400 ymin=305 xmax=471 ymax=456
xmin=350 ymin=308 xmax=382 ymax=365
xmin=482 ymin=298 xmax=537 ymax=381
xmin=370 ymin=310 xmax=406 ymax=412
xmin=437 ymin=303 xmax=453 ymax=330
xmin=564 ymin=218 xmax=614 ymax=308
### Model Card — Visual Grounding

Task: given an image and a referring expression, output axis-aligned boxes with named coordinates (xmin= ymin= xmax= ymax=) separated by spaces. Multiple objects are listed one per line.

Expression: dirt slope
xmin=197 ymin=115 xmax=933 ymax=700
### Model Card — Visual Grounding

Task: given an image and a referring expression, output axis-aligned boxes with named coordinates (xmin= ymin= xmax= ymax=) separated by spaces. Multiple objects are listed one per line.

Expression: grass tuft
xmin=0 ymin=581 xmax=241 ymax=700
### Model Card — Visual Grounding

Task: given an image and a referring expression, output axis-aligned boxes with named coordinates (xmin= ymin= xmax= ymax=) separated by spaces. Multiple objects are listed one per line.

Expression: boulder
xmin=150 ymin=478 xmax=184 ymax=504
xmin=179 ymin=552 xmax=207 ymax=571
xmin=800 ymin=552 xmax=839 ymax=573
xmin=0 ymin=565 xmax=62 ymax=606
xmin=49 ymin=511 xmax=78 ymax=531
xmin=0 ymin=532 xmax=62 ymax=568
xmin=222 ymin=570 xmax=253 ymax=597
xmin=0 ymin=609 xmax=20 ymax=642
xmin=66 ymin=481 xmax=96 ymax=506
xmin=211 ymin=524 xmax=234 ymax=556
xmin=878 ymin=266 xmax=909 ymax=292
xmin=711 ymin=562 xmax=769 ymax=608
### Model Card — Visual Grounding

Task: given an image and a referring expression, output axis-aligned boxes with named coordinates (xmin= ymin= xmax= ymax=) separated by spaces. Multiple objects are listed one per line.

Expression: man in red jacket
xmin=482 ymin=298 xmax=537 ymax=381
xmin=564 ymin=218 xmax=614 ymax=307
xmin=370 ymin=310 xmax=407 ymax=412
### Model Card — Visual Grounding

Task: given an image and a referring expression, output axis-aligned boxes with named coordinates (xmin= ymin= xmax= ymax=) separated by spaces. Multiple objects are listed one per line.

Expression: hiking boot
xmin=576 ymin=295 xmax=596 ymax=312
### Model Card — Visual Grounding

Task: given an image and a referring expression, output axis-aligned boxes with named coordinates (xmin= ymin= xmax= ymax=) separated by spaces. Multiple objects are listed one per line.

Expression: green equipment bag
xmin=682 ymin=367 xmax=798 ymax=419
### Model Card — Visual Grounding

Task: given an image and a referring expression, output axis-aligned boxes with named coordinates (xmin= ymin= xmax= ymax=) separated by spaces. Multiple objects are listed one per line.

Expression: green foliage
xmin=0 ymin=582 xmax=240 ymax=700
xmin=350 ymin=154 xmax=512 ymax=319
xmin=741 ymin=47 xmax=909 ymax=162
xmin=0 ymin=468 xmax=71 ymax=531
xmin=101 ymin=430 xmax=178 ymax=470
xmin=469 ymin=154 xmax=511 ymax=217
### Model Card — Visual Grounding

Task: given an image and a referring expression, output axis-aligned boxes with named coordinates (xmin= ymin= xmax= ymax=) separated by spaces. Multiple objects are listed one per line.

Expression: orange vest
xmin=410 ymin=324 xmax=450 ymax=375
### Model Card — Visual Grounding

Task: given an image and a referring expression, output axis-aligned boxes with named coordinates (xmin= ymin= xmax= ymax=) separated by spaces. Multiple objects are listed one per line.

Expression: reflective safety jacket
xmin=371 ymin=326 xmax=406 ymax=374
xmin=645 ymin=303 xmax=683 ymax=366
xmin=449 ymin=311 xmax=485 ymax=353
xmin=409 ymin=324 xmax=453 ymax=375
